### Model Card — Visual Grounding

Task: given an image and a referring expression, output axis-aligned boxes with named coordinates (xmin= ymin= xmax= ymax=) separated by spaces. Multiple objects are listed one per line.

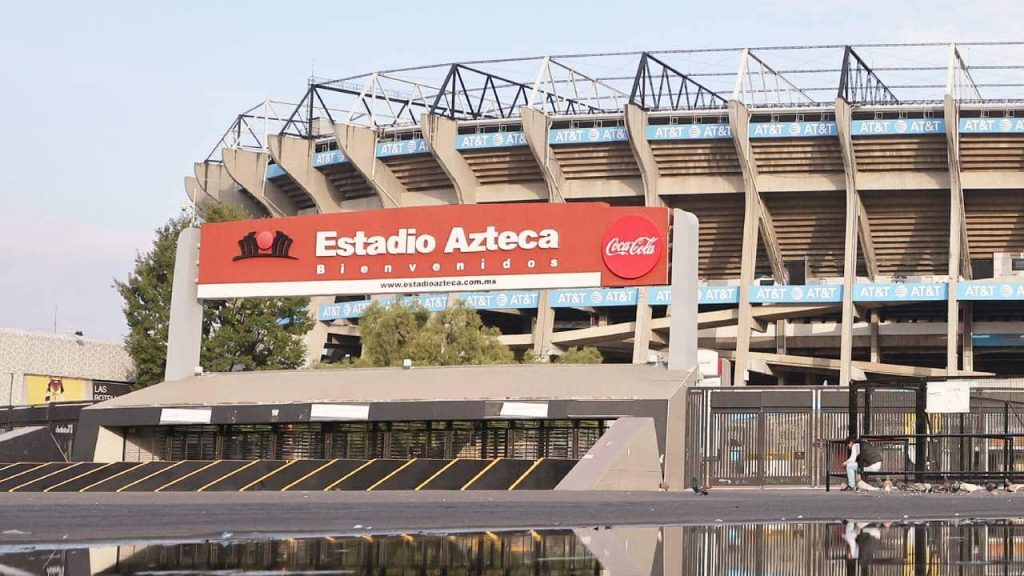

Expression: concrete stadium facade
xmin=184 ymin=44 xmax=1024 ymax=387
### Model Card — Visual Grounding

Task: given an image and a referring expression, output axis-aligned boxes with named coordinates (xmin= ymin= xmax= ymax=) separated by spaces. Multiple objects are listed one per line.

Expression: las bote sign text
xmin=197 ymin=203 xmax=669 ymax=298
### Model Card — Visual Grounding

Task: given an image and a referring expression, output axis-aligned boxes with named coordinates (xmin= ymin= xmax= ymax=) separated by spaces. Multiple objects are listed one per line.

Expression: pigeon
xmin=940 ymin=476 xmax=951 ymax=493
xmin=1006 ymin=483 xmax=1023 ymax=493
xmin=690 ymin=476 xmax=709 ymax=496
xmin=959 ymin=481 xmax=982 ymax=494
xmin=857 ymin=479 xmax=879 ymax=491
xmin=882 ymin=479 xmax=894 ymax=492
xmin=985 ymin=482 xmax=999 ymax=495
xmin=907 ymin=482 xmax=932 ymax=493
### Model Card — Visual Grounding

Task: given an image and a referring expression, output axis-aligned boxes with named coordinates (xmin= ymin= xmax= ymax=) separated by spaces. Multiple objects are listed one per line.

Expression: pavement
xmin=1 ymin=489 xmax=1022 ymax=546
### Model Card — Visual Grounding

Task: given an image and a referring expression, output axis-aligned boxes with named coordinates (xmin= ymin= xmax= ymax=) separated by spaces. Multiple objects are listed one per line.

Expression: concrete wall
xmin=0 ymin=329 xmax=133 ymax=406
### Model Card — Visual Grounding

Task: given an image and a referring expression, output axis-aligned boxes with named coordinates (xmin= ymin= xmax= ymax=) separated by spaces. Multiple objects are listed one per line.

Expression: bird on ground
xmin=882 ymin=479 xmax=894 ymax=492
xmin=959 ymin=481 xmax=983 ymax=494
xmin=985 ymin=482 xmax=999 ymax=495
xmin=940 ymin=476 xmax=951 ymax=493
xmin=1006 ymin=483 xmax=1023 ymax=493
xmin=690 ymin=476 xmax=709 ymax=496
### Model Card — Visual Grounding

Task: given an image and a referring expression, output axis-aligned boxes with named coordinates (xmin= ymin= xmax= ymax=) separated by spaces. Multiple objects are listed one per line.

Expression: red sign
xmin=601 ymin=215 xmax=663 ymax=279
xmin=197 ymin=203 xmax=669 ymax=298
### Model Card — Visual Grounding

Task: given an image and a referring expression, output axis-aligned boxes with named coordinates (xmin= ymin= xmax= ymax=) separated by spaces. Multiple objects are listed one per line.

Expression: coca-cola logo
xmin=601 ymin=215 xmax=663 ymax=279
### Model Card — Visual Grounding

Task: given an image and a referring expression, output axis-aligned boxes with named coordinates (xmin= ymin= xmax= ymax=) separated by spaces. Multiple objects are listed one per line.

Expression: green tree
xmin=358 ymin=300 xmax=430 ymax=367
xmin=356 ymin=300 xmax=513 ymax=367
xmin=116 ymin=204 xmax=312 ymax=388
xmin=555 ymin=346 xmax=603 ymax=364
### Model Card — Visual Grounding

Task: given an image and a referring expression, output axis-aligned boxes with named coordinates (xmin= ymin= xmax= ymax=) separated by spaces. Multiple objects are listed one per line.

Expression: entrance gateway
xmin=67 ymin=204 xmax=700 ymax=491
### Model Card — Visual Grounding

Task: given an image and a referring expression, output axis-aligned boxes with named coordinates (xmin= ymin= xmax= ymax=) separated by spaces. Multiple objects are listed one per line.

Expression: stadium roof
xmin=204 ymin=42 xmax=1024 ymax=158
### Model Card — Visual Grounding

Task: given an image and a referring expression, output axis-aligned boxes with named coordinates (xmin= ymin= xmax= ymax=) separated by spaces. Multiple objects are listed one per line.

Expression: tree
xmin=116 ymin=204 xmax=312 ymax=388
xmin=555 ymin=346 xmax=604 ymax=364
xmin=355 ymin=300 xmax=513 ymax=367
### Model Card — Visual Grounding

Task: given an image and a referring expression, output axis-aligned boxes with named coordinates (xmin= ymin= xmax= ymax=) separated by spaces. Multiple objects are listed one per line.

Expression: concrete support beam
xmin=331 ymin=123 xmax=404 ymax=208
xmin=870 ymin=311 xmax=881 ymax=364
xmin=836 ymin=98 xmax=860 ymax=387
xmin=728 ymin=101 xmax=787 ymax=283
xmin=729 ymin=100 xmax=786 ymax=385
xmin=624 ymin=104 xmax=664 ymax=207
xmin=303 ymin=296 xmax=335 ymax=367
xmin=193 ymin=161 xmax=266 ymax=218
xmin=421 ymin=114 xmax=478 ymax=204
xmin=221 ymin=148 xmax=297 ymax=217
xmin=726 ymin=351 xmax=993 ymax=380
xmin=963 ymin=302 xmax=974 ymax=371
xmin=632 ymin=289 xmax=653 ymax=363
xmin=268 ymin=135 xmax=341 ymax=212
xmin=945 ymin=95 xmax=971 ymax=375
xmin=532 ymin=290 xmax=556 ymax=358
xmin=183 ymin=176 xmax=216 ymax=212
xmin=520 ymin=106 xmax=565 ymax=202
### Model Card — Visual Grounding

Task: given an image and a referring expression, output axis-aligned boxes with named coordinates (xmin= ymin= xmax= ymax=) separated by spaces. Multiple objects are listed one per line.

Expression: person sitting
xmin=842 ymin=436 xmax=882 ymax=491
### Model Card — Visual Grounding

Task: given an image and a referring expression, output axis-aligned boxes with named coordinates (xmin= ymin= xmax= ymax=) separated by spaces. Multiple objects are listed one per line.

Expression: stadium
xmin=185 ymin=42 xmax=1024 ymax=386
xmin=12 ymin=42 xmax=1024 ymax=492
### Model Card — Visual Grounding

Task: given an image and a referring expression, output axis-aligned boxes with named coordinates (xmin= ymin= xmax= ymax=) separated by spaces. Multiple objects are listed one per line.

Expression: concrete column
xmin=221 ymin=148 xmax=297 ymax=216
xmin=533 ymin=290 xmax=556 ymax=358
xmin=302 ymin=296 xmax=335 ymax=366
xmin=421 ymin=114 xmax=478 ymax=204
xmin=632 ymin=288 xmax=653 ymax=364
xmin=836 ymin=98 xmax=859 ymax=387
xmin=870 ymin=311 xmax=881 ymax=364
xmin=193 ymin=161 xmax=266 ymax=217
xmin=728 ymin=101 xmax=758 ymax=386
xmin=268 ymin=134 xmax=342 ymax=212
xmin=962 ymin=302 xmax=974 ymax=371
xmin=624 ymin=104 xmax=664 ymax=207
xmin=165 ymin=228 xmax=203 ymax=382
xmin=331 ymin=123 xmax=404 ymax=208
xmin=945 ymin=95 xmax=969 ymax=375
xmin=667 ymin=210 xmax=699 ymax=373
xmin=520 ymin=106 xmax=565 ymax=202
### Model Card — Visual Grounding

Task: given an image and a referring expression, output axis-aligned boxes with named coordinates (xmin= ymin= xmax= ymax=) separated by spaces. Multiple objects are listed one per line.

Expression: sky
xmin=0 ymin=0 xmax=1022 ymax=341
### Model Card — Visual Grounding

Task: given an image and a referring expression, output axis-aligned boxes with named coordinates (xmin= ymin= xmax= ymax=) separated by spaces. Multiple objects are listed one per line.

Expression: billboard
xmin=24 ymin=375 xmax=89 ymax=405
xmin=197 ymin=203 xmax=670 ymax=298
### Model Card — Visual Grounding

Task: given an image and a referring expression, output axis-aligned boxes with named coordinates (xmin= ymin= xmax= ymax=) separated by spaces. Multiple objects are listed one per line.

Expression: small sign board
xmin=926 ymin=381 xmax=971 ymax=413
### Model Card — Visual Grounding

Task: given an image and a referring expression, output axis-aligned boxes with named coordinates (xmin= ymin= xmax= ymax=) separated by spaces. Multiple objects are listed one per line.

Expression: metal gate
xmin=688 ymin=384 xmax=1024 ymax=488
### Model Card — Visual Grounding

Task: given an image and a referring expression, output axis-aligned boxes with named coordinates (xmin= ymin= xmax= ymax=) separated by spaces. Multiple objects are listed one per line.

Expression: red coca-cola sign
xmin=601 ymin=215 xmax=664 ymax=279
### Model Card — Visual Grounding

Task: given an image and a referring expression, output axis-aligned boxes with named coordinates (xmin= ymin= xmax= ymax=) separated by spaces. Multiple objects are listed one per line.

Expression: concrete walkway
xmin=1 ymin=489 xmax=1021 ymax=545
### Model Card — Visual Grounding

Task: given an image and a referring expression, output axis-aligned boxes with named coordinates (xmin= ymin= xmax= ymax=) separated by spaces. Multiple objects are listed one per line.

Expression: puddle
xmin=2 ymin=519 xmax=1023 ymax=574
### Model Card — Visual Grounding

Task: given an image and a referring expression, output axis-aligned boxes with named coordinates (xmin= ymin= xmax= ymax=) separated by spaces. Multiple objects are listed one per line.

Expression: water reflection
xmin=1 ymin=519 xmax=1023 ymax=575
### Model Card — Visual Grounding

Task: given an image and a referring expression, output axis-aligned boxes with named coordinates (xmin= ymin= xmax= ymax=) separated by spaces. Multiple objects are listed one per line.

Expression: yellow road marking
xmin=197 ymin=460 xmax=259 ymax=492
xmin=324 ymin=459 xmax=377 ymax=491
xmin=117 ymin=461 xmax=186 ymax=492
xmin=240 ymin=460 xmax=296 ymax=492
xmin=281 ymin=459 xmax=338 ymax=491
xmin=155 ymin=460 xmax=222 ymax=492
xmin=460 ymin=458 xmax=502 ymax=491
xmin=81 ymin=462 xmax=146 ymax=492
xmin=0 ymin=462 xmax=21 ymax=476
xmin=415 ymin=458 xmax=460 ymax=490
xmin=44 ymin=462 xmax=113 ymax=493
xmin=507 ymin=458 xmax=544 ymax=491
xmin=10 ymin=462 xmax=81 ymax=492
xmin=0 ymin=463 xmax=52 ymax=488
xmin=366 ymin=459 xmax=417 ymax=491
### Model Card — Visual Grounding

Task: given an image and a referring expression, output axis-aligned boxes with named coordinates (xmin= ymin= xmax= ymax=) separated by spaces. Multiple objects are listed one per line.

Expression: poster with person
xmin=24 ymin=374 xmax=88 ymax=405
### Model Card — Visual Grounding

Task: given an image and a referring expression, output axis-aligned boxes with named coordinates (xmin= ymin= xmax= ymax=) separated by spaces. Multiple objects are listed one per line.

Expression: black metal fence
xmin=686 ymin=385 xmax=1024 ymax=487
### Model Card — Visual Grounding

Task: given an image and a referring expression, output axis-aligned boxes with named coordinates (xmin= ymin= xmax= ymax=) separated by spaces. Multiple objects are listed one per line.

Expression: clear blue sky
xmin=0 ymin=0 xmax=1020 ymax=340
